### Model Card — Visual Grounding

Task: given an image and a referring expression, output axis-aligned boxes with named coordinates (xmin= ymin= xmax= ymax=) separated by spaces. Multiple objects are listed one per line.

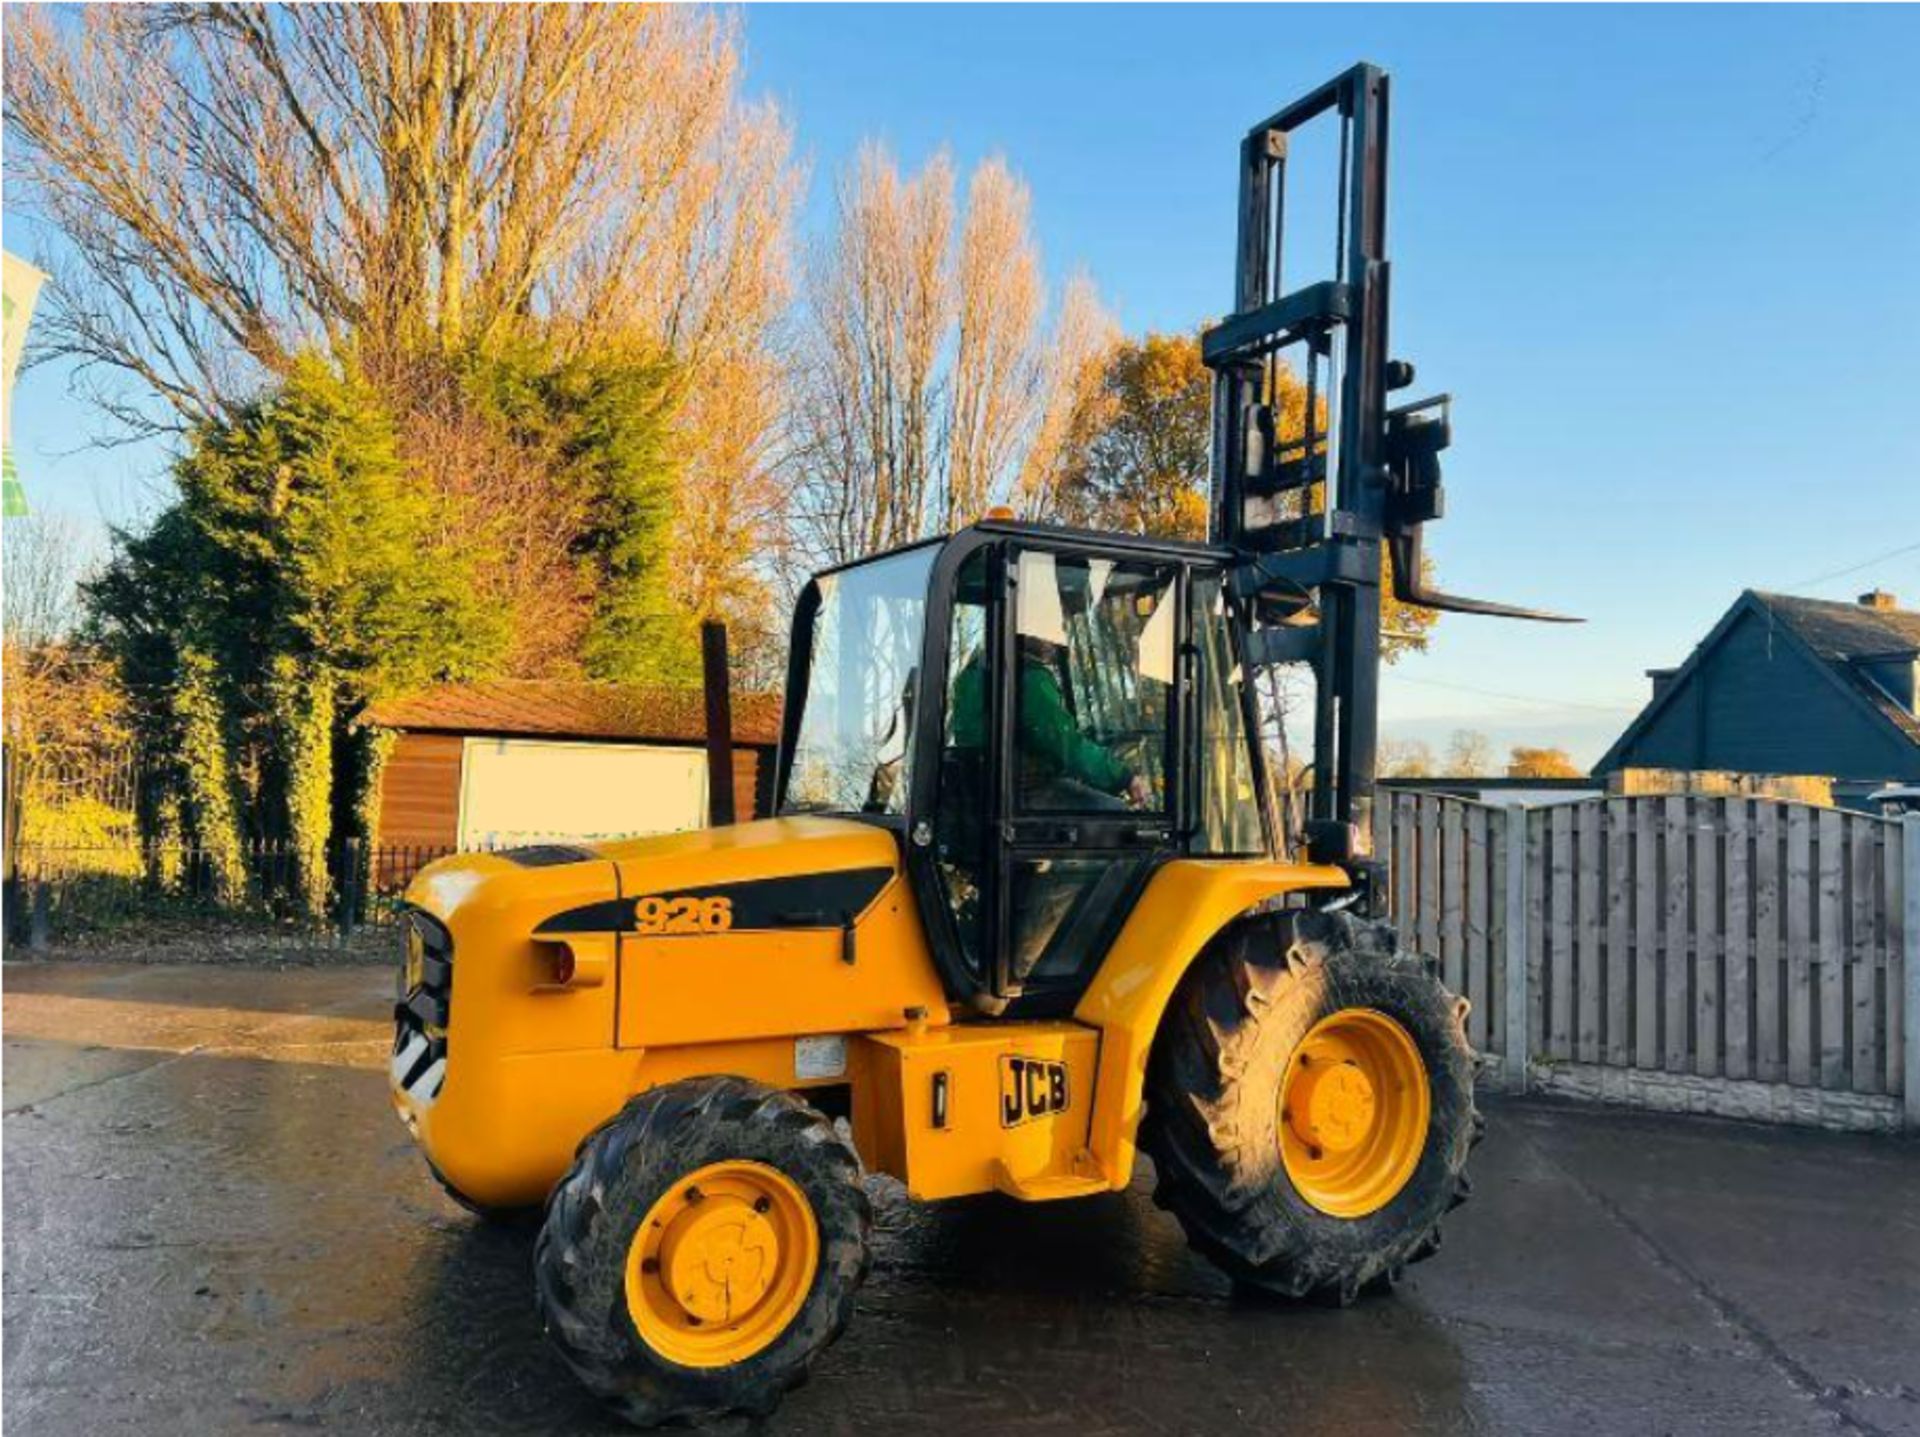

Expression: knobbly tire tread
xmin=533 ymin=1076 xmax=871 ymax=1428
xmin=1141 ymin=907 xmax=1479 ymax=1306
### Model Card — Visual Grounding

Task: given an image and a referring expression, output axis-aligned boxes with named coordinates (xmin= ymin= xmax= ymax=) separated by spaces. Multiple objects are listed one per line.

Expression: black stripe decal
xmin=535 ymin=866 xmax=895 ymax=936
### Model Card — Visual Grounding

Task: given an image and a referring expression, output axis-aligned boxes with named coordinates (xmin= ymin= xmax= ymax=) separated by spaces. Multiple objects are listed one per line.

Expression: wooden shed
xmin=362 ymin=681 xmax=782 ymax=852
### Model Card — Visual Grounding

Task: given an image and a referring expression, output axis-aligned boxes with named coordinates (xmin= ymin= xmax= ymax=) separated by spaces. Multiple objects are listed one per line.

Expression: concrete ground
xmin=4 ymin=961 xmax=1916 ymax=1436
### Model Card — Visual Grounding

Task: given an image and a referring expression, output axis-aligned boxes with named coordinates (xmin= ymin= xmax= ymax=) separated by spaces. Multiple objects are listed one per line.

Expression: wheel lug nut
xmin=641 ymin=1257 xmax=659 ymax=1275
xmin=753 ymin=1196 xmax=771 ymax=1214
xmin=685 ymin=1186 xmax=704 ymax=1204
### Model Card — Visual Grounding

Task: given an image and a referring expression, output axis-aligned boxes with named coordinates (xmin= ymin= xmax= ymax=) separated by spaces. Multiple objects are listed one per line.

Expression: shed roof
xmin=364 ymin=680 xmax=782 ymax=746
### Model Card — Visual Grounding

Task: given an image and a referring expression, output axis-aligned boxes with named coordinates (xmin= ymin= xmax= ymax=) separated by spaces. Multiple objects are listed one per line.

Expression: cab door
xmin=989 ymin=546 xmax=1182 ymax=1006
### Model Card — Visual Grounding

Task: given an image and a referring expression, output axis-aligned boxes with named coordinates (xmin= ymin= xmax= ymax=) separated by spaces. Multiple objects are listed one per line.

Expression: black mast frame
xmin=1204 ymin=62 xmax=1393 ymax=883
xmin=1204 ymin=63 xmax=1573 ymax=896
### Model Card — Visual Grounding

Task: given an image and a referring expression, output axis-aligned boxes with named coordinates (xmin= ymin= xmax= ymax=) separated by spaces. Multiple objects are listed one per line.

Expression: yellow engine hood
xmin=595 ymin=814 xmax=900 ymax=896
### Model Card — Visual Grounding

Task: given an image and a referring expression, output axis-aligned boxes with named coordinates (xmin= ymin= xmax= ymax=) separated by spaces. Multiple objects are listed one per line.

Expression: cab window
xmin=1011 ymin=551 xmax=1172 ymax=814
xmin=1192 ymin=572 xmax=1265 ymax=854
xmin=934 ymin=551 xmax=992 ymax=977
xmin=784 ymin=546 xmax=936 ymax=815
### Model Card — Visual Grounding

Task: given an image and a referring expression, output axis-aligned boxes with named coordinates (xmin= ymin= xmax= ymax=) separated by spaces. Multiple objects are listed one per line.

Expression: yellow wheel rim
xmin=1278 ymin=1008 xmax=1431 ymax=1218
xmin=625 ymin=1160 xmax=819 ymax=1368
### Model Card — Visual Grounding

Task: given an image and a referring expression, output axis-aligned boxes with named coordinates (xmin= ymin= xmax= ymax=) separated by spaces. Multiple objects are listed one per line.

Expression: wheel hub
xmin=625 ymin=1160 xmax=819 ymax=1367
xmin=1278 ymin=1008 xmax=1431 ymax=1218
xmin=659 ymin=1198 xmax=780 ymax=1324
xmin=1288 ymin=1057 xmax=1377 ymax=1154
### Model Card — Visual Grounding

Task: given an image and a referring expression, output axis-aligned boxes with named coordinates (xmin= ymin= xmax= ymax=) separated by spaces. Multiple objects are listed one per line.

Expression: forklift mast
xmin=1205 ymin=63 xmax=1567 ymax=887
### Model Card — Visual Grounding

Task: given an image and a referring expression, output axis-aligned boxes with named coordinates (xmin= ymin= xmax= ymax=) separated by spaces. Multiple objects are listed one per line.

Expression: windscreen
xmin=783 ymin=545 xmax=938 ymax=815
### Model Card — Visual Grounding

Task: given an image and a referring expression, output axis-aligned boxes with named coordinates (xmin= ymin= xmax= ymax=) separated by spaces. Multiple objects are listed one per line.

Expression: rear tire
xmin=534 ymin=1077 xmax=870 ymax=1428
xmin=1141 ymin=908 xmax=1478 ymax=1304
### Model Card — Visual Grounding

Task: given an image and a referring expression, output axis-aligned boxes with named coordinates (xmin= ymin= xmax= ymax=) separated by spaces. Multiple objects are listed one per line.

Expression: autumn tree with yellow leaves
xmin=1027 ymin=329 xmax=1439 ymax=661
xmin=1507 ymin=746 xmax=1583 ymax=779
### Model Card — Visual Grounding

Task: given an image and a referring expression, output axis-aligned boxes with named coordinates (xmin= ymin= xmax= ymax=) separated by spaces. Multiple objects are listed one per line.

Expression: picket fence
xmin=1374 ymin=792 xmax=1919 ymax=1132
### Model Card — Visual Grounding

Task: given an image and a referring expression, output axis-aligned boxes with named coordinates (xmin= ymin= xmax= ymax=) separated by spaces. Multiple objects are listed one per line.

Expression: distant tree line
xmin=1380 ymin=731 xmax=1585 ymax=780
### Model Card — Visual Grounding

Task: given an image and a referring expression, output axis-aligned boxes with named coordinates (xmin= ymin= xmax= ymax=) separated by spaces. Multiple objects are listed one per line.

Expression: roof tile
xmin=1752 ymin=591 xmax=1920 ymax=745
xmin=363 ymin=680 xmax=782 ymax=746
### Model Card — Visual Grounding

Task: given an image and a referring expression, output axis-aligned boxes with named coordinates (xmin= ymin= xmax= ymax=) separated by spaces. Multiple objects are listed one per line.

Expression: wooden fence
xmin=1376 ymin=792 xmax=1919 ymax=1131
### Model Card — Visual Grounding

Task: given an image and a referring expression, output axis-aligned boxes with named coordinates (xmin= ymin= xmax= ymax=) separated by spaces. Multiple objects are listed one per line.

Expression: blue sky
xmin=8 ymin=5 xmax=1919 ymax=762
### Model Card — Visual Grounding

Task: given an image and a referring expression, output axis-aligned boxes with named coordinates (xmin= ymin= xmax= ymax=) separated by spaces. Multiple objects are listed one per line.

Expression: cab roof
xmin=811 ymin=519 xmax=1233 ymax=582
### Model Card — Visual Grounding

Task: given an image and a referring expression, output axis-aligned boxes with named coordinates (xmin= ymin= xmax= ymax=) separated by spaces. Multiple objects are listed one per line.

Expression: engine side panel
xmin=619 ymin=873 xmax=948 ymax=1049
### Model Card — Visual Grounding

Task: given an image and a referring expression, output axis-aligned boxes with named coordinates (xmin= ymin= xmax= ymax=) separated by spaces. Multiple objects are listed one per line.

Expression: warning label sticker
xmin=795 ymin=1034 xmax=848 ymax=1081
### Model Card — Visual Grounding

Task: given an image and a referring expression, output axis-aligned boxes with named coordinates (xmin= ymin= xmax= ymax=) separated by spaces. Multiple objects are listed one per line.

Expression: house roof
xmin=363 ymin=680 xmax=783 ymax=747
xmin=1753 ymin=591 xmax=1920 ymax=662
xmin=1594 ymin=590 xmax=1920 ymax=773
xmin=1752 ymin=591 xmax=1920 ymax=745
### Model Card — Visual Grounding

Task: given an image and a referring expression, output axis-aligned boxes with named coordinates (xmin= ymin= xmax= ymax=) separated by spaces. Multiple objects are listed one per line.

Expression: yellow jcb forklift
xmin=390 ymin=63 xmax=1566 ymax=1426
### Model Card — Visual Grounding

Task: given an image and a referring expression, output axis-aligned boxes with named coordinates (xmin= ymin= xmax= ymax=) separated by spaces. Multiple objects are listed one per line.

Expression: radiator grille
xmin=391 ymin=908 xmax=451 ymax=1102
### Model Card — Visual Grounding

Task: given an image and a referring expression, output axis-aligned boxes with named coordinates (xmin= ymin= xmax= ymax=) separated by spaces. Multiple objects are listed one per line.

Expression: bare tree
xmin=1444 ymin=728 xmax=1495 ymax=777
xmin=1379 ymin=737 xmax=1436 ymax=779
xmin=7 ymin=3 xmax=799 ymax=680
xmin=789 ymin=146 xmax=1107 ymax=567
xmin=671 ymin=347 xmax=796 ymax=687
xmin=2 ymin=511 xmax=88 ymax=649
xmin=5 ymin=5 xmax=793 ymax=435
xmin=946 ymin=160 xmax=1043 ymax=526
xmin=1017 ymin=273 xmax=1120 ymax=521
xmin=3 ymin=512 xmax=116 ymax=759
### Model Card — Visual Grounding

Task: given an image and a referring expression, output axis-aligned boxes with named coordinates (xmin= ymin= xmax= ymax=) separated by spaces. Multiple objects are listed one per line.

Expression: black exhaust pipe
xmin=700 ymin=620 xmax=737 ymax=828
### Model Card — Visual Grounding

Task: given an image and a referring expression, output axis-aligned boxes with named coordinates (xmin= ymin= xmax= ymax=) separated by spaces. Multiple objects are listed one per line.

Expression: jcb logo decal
xmin=999 ymin=1056 xmax=1069 ymax=1128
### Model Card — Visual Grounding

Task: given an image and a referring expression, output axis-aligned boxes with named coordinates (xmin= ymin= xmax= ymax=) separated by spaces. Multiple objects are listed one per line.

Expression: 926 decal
xmin=632 ymin=894 xmax=734 ymax=935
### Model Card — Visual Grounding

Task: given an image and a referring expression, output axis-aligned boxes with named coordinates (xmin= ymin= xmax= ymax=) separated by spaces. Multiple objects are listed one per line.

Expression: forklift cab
xmin=776 ymin=519 xmax=1274 ymax=1015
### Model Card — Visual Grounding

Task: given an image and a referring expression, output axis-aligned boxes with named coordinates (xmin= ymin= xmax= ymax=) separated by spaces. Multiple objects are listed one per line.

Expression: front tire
xmin=1141 ymin=908 xmax=1478 ymax=1304
xmin=534 ymin=1077 xmax=870 ymax=1427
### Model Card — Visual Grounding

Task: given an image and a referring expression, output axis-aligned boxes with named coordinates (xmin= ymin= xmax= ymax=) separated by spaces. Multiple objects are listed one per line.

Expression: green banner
xmin=3 ymin=251 xmax=50 ymax=518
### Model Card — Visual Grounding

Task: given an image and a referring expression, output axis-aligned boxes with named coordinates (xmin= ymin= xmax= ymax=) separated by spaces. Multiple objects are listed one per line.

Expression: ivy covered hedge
xmin=88 ymin=359 xmax=499 ymax=917
xmin=87 ymin=342 xmax=690 ymax=920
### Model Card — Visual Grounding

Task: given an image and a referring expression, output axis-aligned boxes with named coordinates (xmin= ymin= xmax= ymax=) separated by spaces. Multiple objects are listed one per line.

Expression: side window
xmin=1012 ymin=551 xmax=1173 ymax=813
xmin=934 ymin=552 xmax=992 ymax=977
xmin=1193 ymin=573 xmax=1266 ymax=854
xmin=783 ymin=548 xmax=935 ymax=815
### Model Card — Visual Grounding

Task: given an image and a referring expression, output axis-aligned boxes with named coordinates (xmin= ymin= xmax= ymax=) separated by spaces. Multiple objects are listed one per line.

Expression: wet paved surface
xmin=5 ymin=961 xmax=1917 ymax=1436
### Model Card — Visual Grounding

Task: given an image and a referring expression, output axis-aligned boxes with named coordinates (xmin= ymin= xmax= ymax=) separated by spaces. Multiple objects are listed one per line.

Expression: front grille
xmin=392 ymin=908 xmax=452 ymax=1102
